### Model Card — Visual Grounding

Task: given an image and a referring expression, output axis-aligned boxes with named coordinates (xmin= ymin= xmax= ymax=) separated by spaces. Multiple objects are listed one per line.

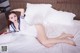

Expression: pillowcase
xmin=43 ymin=8 xmax=76 ymax=26
xmin=24 ymin=3 xmax=52 ymax=25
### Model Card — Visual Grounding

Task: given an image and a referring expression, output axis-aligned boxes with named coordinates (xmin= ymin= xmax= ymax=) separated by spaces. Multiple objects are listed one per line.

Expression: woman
xmin=5 ymin=8 xmax=76 ymax=48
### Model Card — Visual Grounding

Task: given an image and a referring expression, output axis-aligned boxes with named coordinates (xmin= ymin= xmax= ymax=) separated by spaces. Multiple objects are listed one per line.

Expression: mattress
xmin=0 ymin=20 xmax=80 ymax=53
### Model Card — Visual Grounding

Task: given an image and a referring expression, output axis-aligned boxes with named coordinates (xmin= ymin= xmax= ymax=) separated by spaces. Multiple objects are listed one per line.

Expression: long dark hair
xmin=6 ymin=11 xmax=19 ymax=28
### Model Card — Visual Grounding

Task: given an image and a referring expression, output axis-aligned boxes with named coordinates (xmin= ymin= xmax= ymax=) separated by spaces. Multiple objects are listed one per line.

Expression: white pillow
xmin=24 ymin=3 xmax=52 ymax=25
xmin=43 ymin=8 xmax=76 ymax=26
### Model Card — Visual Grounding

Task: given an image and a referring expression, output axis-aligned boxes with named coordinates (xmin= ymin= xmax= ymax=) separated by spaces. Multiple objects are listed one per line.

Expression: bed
xmin=0 ymin=0 xmax=80 ymax=53
xmin=0 ymin=20 xmax=80 ymax=53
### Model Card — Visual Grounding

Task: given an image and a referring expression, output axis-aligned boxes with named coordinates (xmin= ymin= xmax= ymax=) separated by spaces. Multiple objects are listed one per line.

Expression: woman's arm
xmin=11 ymin=8 xmax=25 ymax=16
xmin=2 ymin=27 xmax=11 ymax=34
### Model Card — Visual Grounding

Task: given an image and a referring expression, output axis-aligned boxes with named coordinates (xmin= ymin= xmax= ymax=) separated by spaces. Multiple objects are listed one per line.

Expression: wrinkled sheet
xmin=0 ymin=20 xmax=80 ymax=53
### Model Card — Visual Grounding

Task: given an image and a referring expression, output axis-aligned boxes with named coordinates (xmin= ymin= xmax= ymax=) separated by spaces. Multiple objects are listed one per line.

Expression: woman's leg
xmin=44 ymin=37 xmax=76 ymax=48
xmin=35 ymin=24 xmax=76 ymax=48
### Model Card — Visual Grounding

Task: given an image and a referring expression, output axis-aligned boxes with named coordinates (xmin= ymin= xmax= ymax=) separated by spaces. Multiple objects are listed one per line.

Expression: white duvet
xmin=0 ymin=20 xmax=80 ymax=53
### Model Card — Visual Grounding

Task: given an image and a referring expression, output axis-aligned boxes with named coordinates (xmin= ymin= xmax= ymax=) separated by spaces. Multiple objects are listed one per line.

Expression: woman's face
xmin=9 ymin=13 xmax=18 ymax=23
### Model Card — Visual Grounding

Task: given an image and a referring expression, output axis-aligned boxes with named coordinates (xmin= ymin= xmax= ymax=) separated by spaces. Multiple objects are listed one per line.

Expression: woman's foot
xmin=62 ymin=38 xmax=76 ymax=46
xmin=58 ymin=32 xmax=74 ymax=39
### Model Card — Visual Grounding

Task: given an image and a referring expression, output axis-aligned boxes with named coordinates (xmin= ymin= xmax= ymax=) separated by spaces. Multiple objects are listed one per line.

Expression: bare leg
xmin=57 ymin=34 xmax=76 ymax=46
xmin=43 ymin=36 xmax=76 ymax=48
xmin=35 ymin=24 xmax=76 ymax=48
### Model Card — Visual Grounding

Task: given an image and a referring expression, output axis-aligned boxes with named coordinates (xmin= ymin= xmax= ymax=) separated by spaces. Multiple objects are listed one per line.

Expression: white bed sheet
xmin=0 ymin=20 xmax=80 ymax=53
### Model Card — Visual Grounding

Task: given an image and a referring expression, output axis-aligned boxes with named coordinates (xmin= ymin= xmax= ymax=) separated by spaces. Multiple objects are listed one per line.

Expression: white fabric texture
xmin=24 ymin=3 xmax=76 ymax=26
xmin=44 ymin=8 xmax=76 ymax=26
xmin=19 ymin=18 xmax=37 ymax=37
xmin=0 ymin=33 xmax=22 ymax=44
xmin=24 ymin=3 xmax=52 ymax=25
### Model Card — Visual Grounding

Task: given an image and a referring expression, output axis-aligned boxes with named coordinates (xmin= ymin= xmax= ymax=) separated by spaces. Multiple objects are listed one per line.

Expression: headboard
xmin=9 ymin=0 xmax=80 ymax=20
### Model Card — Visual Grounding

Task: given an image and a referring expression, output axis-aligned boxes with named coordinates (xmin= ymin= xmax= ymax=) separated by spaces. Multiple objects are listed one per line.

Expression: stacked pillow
xmin=43 ymin=8 xmax=76 ymax=26
xmin=24 ymin=3 xmax=52 ymax=25
xmin=24 ymin=3 xmax=76 ymax=26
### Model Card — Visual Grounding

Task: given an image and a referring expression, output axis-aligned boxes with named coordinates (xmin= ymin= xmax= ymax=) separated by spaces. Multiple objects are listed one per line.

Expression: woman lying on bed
xmin=5 ymin=8 xmax=76 ymax=48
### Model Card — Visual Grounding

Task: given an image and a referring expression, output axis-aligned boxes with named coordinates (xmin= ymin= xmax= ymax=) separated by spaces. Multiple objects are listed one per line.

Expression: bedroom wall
xmin=9 ymin=0 xmax=80 ymax=20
